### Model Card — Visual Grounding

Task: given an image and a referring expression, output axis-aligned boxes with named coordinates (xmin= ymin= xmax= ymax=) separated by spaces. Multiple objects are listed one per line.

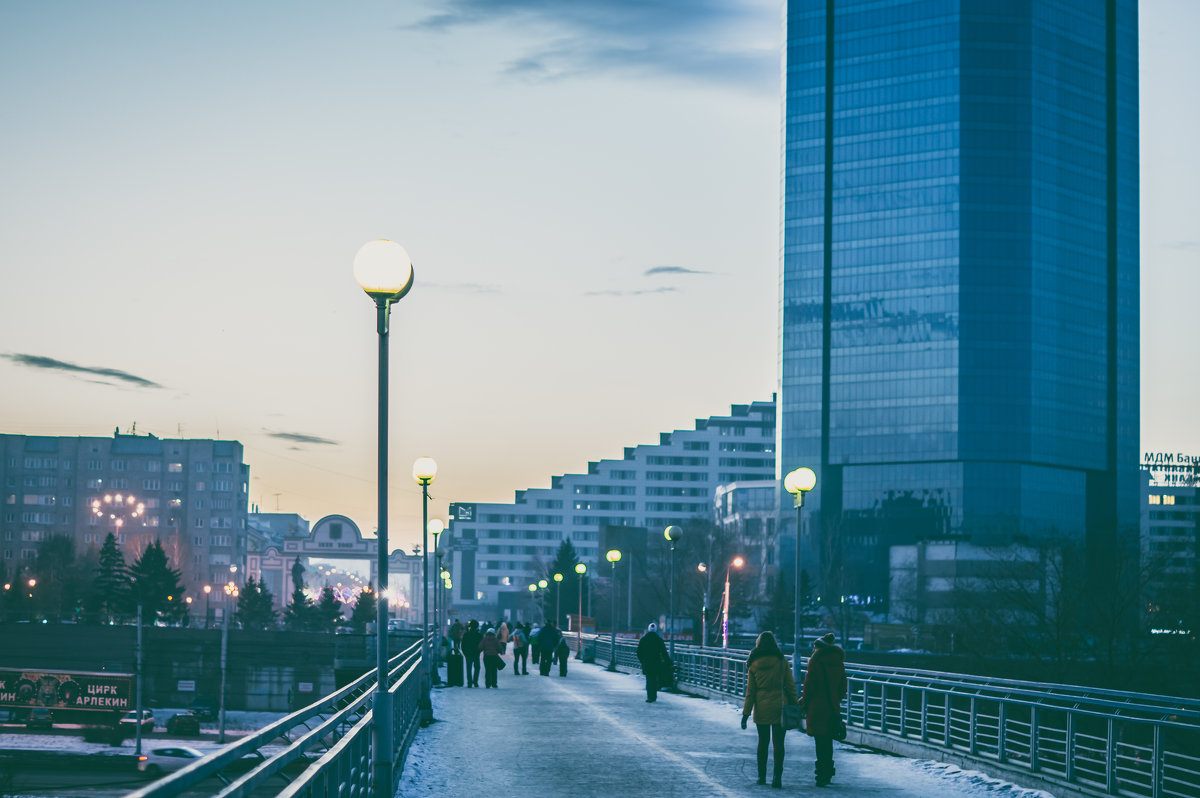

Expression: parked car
xmin=137 ymin=746 xmax=204 ymax=776
xmin=120 ymin=709 xmax=155 ymax=732
xmin=166 ymin=712 xmax=201 ymax=736
xmin=188 ymin=698 xmax=215 ymax=721
xmin=26 ymin=708 xmax=52 ymax=729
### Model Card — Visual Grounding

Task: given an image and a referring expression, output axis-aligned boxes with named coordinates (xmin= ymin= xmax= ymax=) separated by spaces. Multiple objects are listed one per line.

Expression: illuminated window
xmin=1149 ymin=495 xmax=1161 ymax=505
xmin=1163 ymin=495 xmax=1176 ymax=505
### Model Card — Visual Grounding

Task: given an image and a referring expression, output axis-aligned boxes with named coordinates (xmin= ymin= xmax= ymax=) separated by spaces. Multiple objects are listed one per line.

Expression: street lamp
xmin=606 ymin=549 xmax=621 ymax=671
xmin=553 ymin=573 xmax=563 ymax=628
xmin=574 ymin=563 xmax=586 ymax=659
xmin=784 ymin=466 xmax=817 ymax=683
xmin=203 ymin=584 xmax=212 ymax=628
xmin=722 ymin=556 xmax=745 ymax=649
xmin=698 ymin=563 xmax=710 ymax=648
xmin=219 ymin=564 xmax=238 ymax=743
xmin=428 ymin=519 xmax=444 ymax=685
xmin=354 ymin=238 xmax=415 ymax=798
xmin=664 ymin=526 xmax=681 ymax=659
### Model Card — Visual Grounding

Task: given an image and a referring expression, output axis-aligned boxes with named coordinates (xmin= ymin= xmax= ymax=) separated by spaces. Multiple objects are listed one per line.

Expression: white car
xmin=137 ymin=745 xmax=205 ymax=776
xmin=120 ymin=709 xmax=155 ymax=732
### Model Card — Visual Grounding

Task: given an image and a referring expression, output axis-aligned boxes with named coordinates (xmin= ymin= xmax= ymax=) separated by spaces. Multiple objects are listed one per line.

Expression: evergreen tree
xmin=236 ymin=576 xmax=278 ymax=630
xmin=313 ymin=586 xmax=343 ymax=632
xmin=283 ymin=585 xmax=316 ymax=631
xmin=350 ymin=583 xmax=377 ymax=630
xmin=93 ymin=533 xmax=130 ymax=624
xmin=129 ymin=540 xmax=186 ymax=625
xmin=547 ymin=540 xmax=582 ymax=629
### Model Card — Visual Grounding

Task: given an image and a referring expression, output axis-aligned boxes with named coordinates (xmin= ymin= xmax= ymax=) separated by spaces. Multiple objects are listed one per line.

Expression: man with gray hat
xmin=636 ymin=623 xmax=672 ymax=703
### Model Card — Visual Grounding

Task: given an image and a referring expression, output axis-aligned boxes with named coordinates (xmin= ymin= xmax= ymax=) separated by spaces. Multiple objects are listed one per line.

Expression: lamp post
xmin=574 ymin=563 xmax=586 ymax=658
xmin=784 ymin=467 xmax=817 ymax=684
xmin=203 ymin=584 xmax=212 ymax=628
xmin=664 ymin=526 xmax=681 ymax=659
xmin=218 ymin=565 xmax=238 ymax=744
xmin=698 ymin=563 xmax=710 ymax=648
xmin=528 ymin=583 xmax=538 ymax=621
xmin=429 ymin=519 xmax=444 ymax=685
xmin=721 ymin=556 xmax=745 ymax=649
xmin=354 ymin=238 xmax=415 ymax=798
xmin=553 ymin=573 xmax=563 ymax=628
xmin=606 ymin=549 xmax=621 ymax=671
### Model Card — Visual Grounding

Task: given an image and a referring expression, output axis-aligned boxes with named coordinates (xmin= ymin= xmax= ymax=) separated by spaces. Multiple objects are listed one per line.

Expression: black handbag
xmin=780 ymin=659 xmax=803 ymax=731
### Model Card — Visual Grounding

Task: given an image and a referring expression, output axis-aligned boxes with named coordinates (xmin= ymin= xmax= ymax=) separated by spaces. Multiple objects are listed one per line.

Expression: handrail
xmin=126 ymin=638 xmax=424 ymax=797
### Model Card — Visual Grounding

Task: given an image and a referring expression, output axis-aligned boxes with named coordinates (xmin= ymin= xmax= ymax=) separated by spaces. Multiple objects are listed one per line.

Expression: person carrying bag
xmin=800 ymin=632 xmax=848 ymax=787
xmin=741 ymin=631 xmax=800 ymax=789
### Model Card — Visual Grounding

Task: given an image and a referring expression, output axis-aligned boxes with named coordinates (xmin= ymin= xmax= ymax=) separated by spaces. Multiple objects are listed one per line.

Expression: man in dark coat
xmin=801 ymin=632 xmax=847 ymax=786
xmin=535 ymin=621 xmax=562 ymax=676
xmin=461 ymin=620 xmax=483 ymax=688
xmin=635 ymin=623 xmax=672 ymax=702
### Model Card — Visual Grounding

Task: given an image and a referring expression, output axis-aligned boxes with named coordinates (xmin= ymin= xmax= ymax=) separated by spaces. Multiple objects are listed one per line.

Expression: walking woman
xmin=801 ymin=632 xmax=847 ymax=786
xmin=741 ymin=631 xmax=800 ymax=788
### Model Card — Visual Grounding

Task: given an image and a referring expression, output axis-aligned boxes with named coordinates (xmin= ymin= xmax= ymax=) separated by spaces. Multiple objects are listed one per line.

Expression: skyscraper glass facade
xmin=780 ymin=0 xmax=1139 ymax=602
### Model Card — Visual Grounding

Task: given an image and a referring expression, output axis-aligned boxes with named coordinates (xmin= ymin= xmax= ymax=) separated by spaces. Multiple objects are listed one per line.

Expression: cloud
xmin=645 ymin=266 xmax=711 ymax=276
xmin=422 ymin=281 xmax=503 ymax=294
xmin=411 ymin=0 xmax=778 ymax=92
xmin=2 ymin=353 xmax=163 ymax=388
xmin=265 ymin=430 xmax=340 ymax=446
xmin=1166 ymin=241 xmax=1200 ymax=252
xmin=585 ymin=286 xmax=678 ymax=297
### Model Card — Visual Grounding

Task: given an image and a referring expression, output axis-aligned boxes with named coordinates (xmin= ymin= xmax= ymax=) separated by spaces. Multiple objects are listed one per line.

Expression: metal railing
xmin=127 ymin=638 xmax=426 ymax=798
xmin=580 ymin=634 xmax=1200 ymax=798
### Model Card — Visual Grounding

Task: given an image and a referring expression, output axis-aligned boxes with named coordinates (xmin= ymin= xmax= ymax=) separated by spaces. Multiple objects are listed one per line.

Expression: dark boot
xmin=815 ymin=761 xmax=835 ymax=787
xmin=772 ymin=763 xmax=783 ymax=789
xmin=756 ymin=750 xmax=767 ymax=784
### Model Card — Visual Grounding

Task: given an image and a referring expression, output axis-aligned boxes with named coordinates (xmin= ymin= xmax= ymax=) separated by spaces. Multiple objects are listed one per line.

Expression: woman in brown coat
xmin=741 ymin=631 xmax=800 ymax=788
xmin=801 ymin=632 xmax=847 ymax=786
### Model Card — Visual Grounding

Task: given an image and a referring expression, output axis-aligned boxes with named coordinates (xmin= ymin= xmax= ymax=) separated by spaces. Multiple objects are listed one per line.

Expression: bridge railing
xmin=126 ymin=638 xmax=426 ymax=798
xmin=578 ymin=634 xmax=1200 ymax=798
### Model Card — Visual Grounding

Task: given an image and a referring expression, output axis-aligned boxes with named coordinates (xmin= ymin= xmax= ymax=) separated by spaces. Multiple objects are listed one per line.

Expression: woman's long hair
xmin=747 ymin=630 xmax=785 ymax=664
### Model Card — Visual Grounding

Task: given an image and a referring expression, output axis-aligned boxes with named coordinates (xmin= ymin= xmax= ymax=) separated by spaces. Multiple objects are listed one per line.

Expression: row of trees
xmin=0 ymin=535 xmax=380 ymax=634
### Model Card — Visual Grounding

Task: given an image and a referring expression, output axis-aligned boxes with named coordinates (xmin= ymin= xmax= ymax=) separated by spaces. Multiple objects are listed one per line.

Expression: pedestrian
xmin=510 ymin=624 xmax=529 ymax=675
xmin=636 ymin=623 xmax=672 ymax=702
xmin=449 ymin=620 xmax=464 ymax=652
xmin=801 ymin=632 xmax=847 ymax=787
xmin=555 ymin=636 xmax=570 ymax=676
xmin=530 ymin=624 xmax=541 ymax=666
xmin=741 ymin=630 xmax=800 ymax=789
xmin=536 ymin=621 xmax=562 ymax=676
xmin=461 ymin=620 xmax=483 ymax=688
xmin=498 ymin=621 xmax=510 ymax=654
xmin=480 ymin=628 xmax=504 ymax=688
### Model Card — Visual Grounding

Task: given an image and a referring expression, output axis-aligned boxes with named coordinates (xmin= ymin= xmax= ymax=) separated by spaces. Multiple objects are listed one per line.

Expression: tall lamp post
xmin=537 ymin=579 xmax=549 ymax=623
xmin=354 ymin=238 xmax=415 ymax=798
xmin=574 ymin=563 xmax=586 ymax=658
xmin=553 ymin=572 xmax=563 ymax=627
xmin=698 ymin=563 xmax=710 ymax=648
xmin=784 ymin=467 xmax=817 ymax=684
xmin=218 ymin=565 xmax=239 ymax=744
xmin=429 ymin=519 xmax=444 ymax=685
xmin=203 ymin=584 xmax=212 ymax=628
xmin=664 ymin=526 xmax=681 ymax=659
xmin=721 ymin=556 xmax=745 ymax=649
xmin=606 ymin=549 xmax=621 ymax=671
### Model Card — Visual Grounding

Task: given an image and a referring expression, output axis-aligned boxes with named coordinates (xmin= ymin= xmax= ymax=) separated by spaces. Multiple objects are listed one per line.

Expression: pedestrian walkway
xmin=396 ymin=655 xmax=1053 ymax=797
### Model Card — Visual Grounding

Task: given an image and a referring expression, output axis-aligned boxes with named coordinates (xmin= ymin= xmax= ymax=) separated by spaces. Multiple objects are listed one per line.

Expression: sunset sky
xmin=2 ymin=1 xmax=1197 ymax=554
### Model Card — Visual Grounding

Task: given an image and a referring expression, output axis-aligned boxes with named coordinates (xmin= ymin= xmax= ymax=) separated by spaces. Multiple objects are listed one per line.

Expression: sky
xmin=1 ymin=1 xmax=1197 ymax=555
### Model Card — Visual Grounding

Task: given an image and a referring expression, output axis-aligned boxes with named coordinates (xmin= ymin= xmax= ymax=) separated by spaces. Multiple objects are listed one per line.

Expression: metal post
xmin=576 ymin=574 xmax=583 ymax=659
xmin=419 ymin=478 xmax=433 ymax=718
xmin=372 ymin=297 xmax=394 ymax=798
xmin=668 ymin=541 xmax=676 ymax=659
xmin=218 ymin=599 xmax=228 ymax=743
xmin=608 ymin=562 xmax=618 ymax=672
xmin=793 ymin=496 xmax=804 ymax=684
xmin=135 ymin=602 xmax=143 ymax=756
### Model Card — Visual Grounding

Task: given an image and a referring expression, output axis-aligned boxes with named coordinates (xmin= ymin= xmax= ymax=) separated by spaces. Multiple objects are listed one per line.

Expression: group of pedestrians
xmin=446 ymin=618 xmax=572 ymax=688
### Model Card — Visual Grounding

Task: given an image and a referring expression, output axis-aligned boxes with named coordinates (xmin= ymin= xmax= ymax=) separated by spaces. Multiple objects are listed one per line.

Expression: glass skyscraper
xmin=780 ymin=0 xmax=1139 ymax=603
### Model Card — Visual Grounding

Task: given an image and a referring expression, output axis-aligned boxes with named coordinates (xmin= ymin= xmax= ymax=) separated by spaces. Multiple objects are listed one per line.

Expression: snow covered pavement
xmin=398 ymin=658 xmax=1057 ymax=797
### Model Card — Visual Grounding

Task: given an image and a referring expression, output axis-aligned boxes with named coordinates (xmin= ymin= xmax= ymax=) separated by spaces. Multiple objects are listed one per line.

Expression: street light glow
xmin=353 ymin=239 xmax=415 ymax=297
xmin=606 ymin=549 xmax=622 ymax=563
xmin=784 ymin=467 xmax=817 ymax=495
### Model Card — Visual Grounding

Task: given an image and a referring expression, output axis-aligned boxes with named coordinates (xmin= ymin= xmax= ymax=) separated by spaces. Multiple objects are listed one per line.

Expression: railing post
xmin=880 ymin=685 xmax=888 ymax=734
xmin=1151 ymin=723 xmax=1162 ymax=798
xmin=1030 ymin=706 xmax=1041 ymax=772
xmin=997 ymin=702 xmax=1007 ymax=763
xmin=920 ymin=689 xmax=929 ymax=743
xmin=944 ymin=694 xmax=953 ymax=747
xmin=969 ymin=696 xmax=978 ymax=756
xmin=900 ymin=686 xmax=908 ymax=737
xmin=1106 ymin=716 xmax=1117 ymax=795
xmin=1065 ymin=711 xmax=1077 ymax=784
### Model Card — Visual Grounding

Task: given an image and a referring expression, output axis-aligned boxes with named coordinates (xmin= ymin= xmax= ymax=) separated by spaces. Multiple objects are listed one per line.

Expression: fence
xmin=582 ymin=634 xmax=1200 ymax=798
xmin=126 ymin=638 xmax=425 ymax=798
